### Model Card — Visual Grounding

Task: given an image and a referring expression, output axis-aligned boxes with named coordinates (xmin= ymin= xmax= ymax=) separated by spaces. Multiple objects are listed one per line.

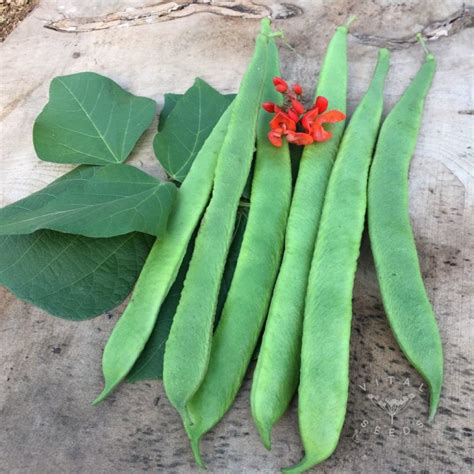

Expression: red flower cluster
xmin=262 ymin=77 xmax=346 ymax=147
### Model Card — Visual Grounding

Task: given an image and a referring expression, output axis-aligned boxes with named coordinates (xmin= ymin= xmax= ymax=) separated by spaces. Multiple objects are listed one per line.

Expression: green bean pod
xmin=93 ymin=103 xmax=233 ymax=405
xmin=283 ymin=49 xmax=390 ymax=474
xmin=251 ymin=26 xmax=348 ymax=449
xmin=184 ymin=37 xmax=292 ymax=467
xmin=368 ymin=52 xmax=442 ymax=420
xmin=163 ymin=19 xmax=273 ymax=423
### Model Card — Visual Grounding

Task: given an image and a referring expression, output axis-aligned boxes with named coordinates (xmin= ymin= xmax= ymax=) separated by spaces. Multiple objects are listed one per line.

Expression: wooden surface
xmin=0 ymin=1 xmax=472 ymax=472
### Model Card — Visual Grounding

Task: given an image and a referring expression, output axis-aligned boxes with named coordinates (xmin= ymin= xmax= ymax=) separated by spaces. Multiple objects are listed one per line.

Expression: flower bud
xmin=262 ymin=102 xmax=276 ymax=113
xmin=292 ymin=83 xmax=303 ymax=95
xmin=291 ymin=98 xmax=305 ymax=115
xmin=314 ymin=96 xmax=329 ymax=113
xmin=273 ymin=77 xmax=288 ymax=93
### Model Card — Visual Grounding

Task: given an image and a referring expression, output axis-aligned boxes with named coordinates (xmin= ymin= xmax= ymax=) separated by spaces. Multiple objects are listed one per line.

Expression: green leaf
xmin=33 ymin=72 xmax=156 ymax=165
xmin=158 ymin=93 xmax=181 ymax=131
xmin=153 ymin=78 xmax=234 ymax=182
xmin=0 ymin=230 xmax=154 ymax=320
xmin=126 ymin=233 xmax=195 ymax=383
xmin=126 ymin=207 xmax=248 ymax=382
xmin=0 ymin=165 xmax=177 ymax=238
xmin=216 ymin=207 xmax=248 ymax=318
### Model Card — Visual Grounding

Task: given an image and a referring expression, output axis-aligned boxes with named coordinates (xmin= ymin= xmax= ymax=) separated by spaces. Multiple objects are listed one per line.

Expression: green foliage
xmin=0 ymin=231 xmax=154 ymax=320
xmin=0 ymin=165 xmax=177 ymax=238
xmin=158 ymin=93 xmax=181 ymax=131
xmin=154 ymin=78 xmax=234 ymax=182
xmin=2 ymin=73 xmax=161 ymax=320
xmin=33 ymin=72 xmax=156 ymax=165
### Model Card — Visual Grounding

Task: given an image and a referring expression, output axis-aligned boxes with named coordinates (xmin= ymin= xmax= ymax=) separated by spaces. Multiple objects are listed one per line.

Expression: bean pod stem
xmin=283 ymin=49 xmax=390 ymax=474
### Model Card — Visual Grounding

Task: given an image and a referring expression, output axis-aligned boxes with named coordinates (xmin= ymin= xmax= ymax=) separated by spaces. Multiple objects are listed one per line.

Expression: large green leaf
xmin=153 ymin=78 xmax=234 ymax=182
xmin=33 ymin=72 xmax=156 ymax=165
xmin=0 ymin=231 xmax=154 ymax=320
xmin=126 ymin=208 xmax=248 ymax=382
xmin=158 ymin=93 xmax=181 ymax=132
xmin=0 ymin=165 xmax=177 ymax=238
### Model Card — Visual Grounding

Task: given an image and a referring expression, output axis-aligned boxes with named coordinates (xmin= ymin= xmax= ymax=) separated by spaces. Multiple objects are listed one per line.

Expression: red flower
xmin=263 ymin=77 xmax=345 ymax=149
xmin=287 ymin=108 xmax=300 ymax=123
xmin=301 ymin=106 xmax=345 ymax=142
xmin=269 ymin=110 xmax=297 ymax=132
xmin=268 ymin=109 xmax=297 ymax=147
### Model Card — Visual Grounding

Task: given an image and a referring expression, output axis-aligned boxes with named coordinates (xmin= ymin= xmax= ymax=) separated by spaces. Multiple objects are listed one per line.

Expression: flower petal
xmin=268 ymin=129 xmax=283 ymax=147
xmin=287 ymin=131 xmax=314 ymax=146
xmin=270 ymin=111 xmax=297 ymax=131
xmin=287 ymin=109 xmax=300 ymax=123
xmin=291 ymin=98 xmax=305 ymax=115
xmin=301 ymin=107 xmax=319 ymax=132
xmin=311 ymin=124 xmax=332 ymax=142
xmin=316 ymin=110 xmax=346 ymax=124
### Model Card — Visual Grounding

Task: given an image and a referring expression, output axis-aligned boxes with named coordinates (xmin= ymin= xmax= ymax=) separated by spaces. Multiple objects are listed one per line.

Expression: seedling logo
xmin=367 ymin=392 xmax=415 ymax=425
xmin=351 ymin=376 xmax=425 ymax=441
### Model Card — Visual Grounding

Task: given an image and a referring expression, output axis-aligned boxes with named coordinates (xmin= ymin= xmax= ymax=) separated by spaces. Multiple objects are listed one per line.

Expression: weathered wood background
xmin=0 ymin=1 xmax=472 ymax=472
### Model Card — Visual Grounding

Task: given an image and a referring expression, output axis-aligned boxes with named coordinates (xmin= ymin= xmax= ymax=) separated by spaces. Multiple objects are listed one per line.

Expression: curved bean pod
xmin=93 ymin=103 xmax=233 ymax=404
xmin=251 ymin=25 xmax=348 ymax=449
xmin=184 ymin=37 xmax=292 ymax=467
xmin=162 ymin=19 xmax=273 ymax=423
xmin=368 ymin=51 xmax=442 ymax=420
xmin=283 ymin=49 xmax=390 ymax=474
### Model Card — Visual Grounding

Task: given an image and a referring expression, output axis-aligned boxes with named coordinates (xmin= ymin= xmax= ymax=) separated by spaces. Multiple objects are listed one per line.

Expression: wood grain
xmin=0 ymin=0 xmax=472 ymax=472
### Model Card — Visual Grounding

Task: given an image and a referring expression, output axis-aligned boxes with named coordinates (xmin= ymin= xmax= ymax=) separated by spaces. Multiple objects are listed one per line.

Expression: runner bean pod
xmin=93 ymin=102 xmax=233 ymax=404
xmin=184 ymin=37 xmax=292 ymax=467
xmin=251 ymin=25 xmax=348 ymax=449
xmin=368 ymin=45 xmax=443 ymax=420
xmin=162 ymin=19 xmax=274 ymax=424
xmin=283 ymin=49 xmax=390 ymax=473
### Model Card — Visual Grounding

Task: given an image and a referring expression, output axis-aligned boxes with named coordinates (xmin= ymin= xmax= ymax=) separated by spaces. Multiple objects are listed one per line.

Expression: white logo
xmin=351 ymin=376 xmax=425 ymax=441
xmin=367 ymin=393 xmax=416 ymax=425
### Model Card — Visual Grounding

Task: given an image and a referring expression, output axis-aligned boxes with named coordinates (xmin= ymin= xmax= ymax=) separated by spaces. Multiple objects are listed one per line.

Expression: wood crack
xmin=44 ymin=1 xmax=302 ymax=33
xmin=351 ymin=6 xmax=473 ymax=49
